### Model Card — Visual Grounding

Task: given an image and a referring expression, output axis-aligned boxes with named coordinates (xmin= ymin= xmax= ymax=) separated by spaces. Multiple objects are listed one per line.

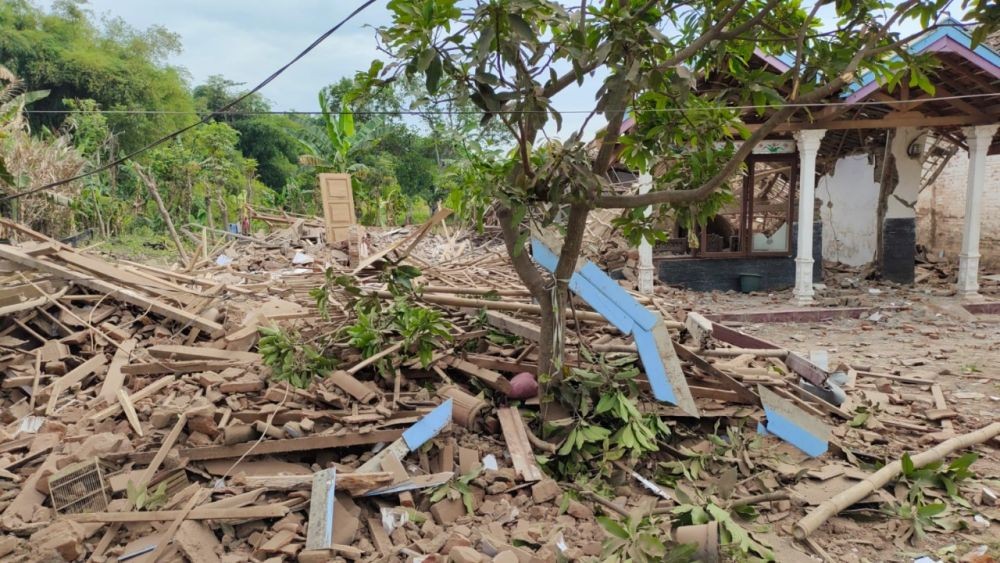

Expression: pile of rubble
xmin=1 ymin=212 xmax=998 ymax=563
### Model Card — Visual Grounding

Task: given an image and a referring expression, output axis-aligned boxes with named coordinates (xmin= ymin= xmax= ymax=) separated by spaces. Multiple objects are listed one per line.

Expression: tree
xmin=368 ymin=0 xmax=999 ymax=404
xmin=0 ymin=0 xmax=195 ymax=151
xmin=193 ymin=75 xmax=301 ymax=191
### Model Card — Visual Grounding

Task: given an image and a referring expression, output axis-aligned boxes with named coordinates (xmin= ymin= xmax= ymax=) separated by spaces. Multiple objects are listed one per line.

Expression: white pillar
xmin=637 ymin=173 xmax=655 ymax=295
xmin=956 ymin=124 xmax=999 ymax=299
xmin=793 ymin=130 xmax=826 ymax=305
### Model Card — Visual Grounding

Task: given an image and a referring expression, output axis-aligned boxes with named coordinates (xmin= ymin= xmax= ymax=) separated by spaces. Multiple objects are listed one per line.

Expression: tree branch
xmin=497 ymin=205 xmax=548 ymax=298
xmin=595 ymin=2 xmax=920 ymax=210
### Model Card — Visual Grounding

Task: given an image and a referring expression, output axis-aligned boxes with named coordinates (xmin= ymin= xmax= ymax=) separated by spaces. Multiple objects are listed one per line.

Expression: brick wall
xmin=916 ymin=151 xmax=1000 ymax=267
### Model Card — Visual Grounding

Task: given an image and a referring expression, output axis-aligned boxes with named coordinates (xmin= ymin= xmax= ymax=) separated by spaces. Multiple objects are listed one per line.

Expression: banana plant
xmin=297 ymin=90 xmax=364 ymax=172
xmin=0 ymin=65 xmax=50 ymax=188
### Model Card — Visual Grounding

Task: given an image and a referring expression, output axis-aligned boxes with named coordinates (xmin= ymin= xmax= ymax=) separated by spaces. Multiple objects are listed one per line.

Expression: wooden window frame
xmin=694 ymin=153 xmax=797 ymax=259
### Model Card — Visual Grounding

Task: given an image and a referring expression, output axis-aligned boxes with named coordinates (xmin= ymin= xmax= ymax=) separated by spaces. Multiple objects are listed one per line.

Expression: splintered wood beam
xmin=445 ymin=357 xmax=513 ymax=395
xmin=497 ymin=407 xmax=544 ymax=482
xmin=236 ymin=472 xmax=393 ymax=495
xmin=62 ymin=506 xmax=288 ymax=523
xmin=44 ymin=354 xmax=108 ymax=415
xmin=0 ymin=245 xmax=224 ymax=336
xmin=131 ymin=429 xmax=404 ymax=463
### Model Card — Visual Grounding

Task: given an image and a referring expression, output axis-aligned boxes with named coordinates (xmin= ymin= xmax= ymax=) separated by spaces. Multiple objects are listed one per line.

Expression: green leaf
xmin=947 ymin=452 xmax=978 ymax=474
xmin=901 ymin=453 xmax=915 ymax=477
xmin=426 ymin=53 xmax=443 ymax=94
xmin=507 ymin=14 xmax=533 ymax=42
xmin=636 ymin=533 xmax=666 ymax=557
xmin=916 ymin=502 xmax=946 ymax=518
xmin=597 ymin=516 xmax=630 ymax=540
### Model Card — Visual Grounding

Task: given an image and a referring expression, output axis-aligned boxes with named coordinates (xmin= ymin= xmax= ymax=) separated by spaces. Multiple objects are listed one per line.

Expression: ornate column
xmin=956 ymin=124 xmax=999 ymax=299
xmin=793 ymin=130 xmax=826 ymax=305
xmin=637 ymin=173 xmax=655 ymax=295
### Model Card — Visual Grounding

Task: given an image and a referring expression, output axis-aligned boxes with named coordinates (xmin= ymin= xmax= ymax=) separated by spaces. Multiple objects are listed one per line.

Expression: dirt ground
xmin=665 ymin=278 xmax=1000 ymax=562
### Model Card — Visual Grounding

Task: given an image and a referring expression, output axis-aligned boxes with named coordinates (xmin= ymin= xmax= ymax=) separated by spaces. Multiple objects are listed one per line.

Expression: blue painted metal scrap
xmin=530 ymin=238 xmax=698 ymax=416
xmin=757 ymin=385 xmax=830 ymax=457
xmin=403 ymin=399 xmax=453 ymax=450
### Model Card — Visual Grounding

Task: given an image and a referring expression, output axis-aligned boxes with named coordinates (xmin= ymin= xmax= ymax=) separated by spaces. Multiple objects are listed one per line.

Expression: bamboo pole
xmin=794 ymin=421 xmax=1000 ymax=539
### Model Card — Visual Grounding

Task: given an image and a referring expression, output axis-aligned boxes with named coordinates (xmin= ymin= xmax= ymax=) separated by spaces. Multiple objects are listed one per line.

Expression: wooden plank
xmin=367 ymin=517 xmax=393 ymax=557
xmin=146 ymin=489 xmax=207 ymax=562
xmin=674 ymin=342 xmax=760 ymax=405
xmin=0 ymin=245 xmax=224 ymax=335
xmin=122 ymin=360 xmax=238 ymax=376
xmin=117 ymin=389 xmax=144 ymax=437
xmin=138 ymin=414 xmax=188 ymax=488
xmin=464 ymin=354 xmax=537 ymax=375
xmin=497 ymin=407 xmax=544 ymax=482
xmin=147 ymin=345 xmax=260 ymax=363
xmin=446 ymin=357 xmax=512 ymax=395
xmin=87 ymin=376 xmax=175 ymax=423
xmin=930 ymin=384 xmax=954 ymax=434
xmin=351 ymin=208 xmax=451 ymax=273
xmin=484 ymin=311 xmax=542 ymax=342
xmin=53 ymin=250 xmax=184 ymax=300
xmin=305 ymin=468 xmax=337 ymax=550
xmin=45 ymin=354 xmax=108 ymax=415
xmin=381 ymin=453 xmax=414 ymax=507
xmin=131 ymin=429 xmax=404 ymax=463
xmin=703 ymin=306 xmax=907 ymax=324
xmin=99 ymin=338 xmax=136 ymax=405
xmin=62 ymin=506 xmax=288 ymax=522
xmin=236 ymin=472 xmax=392 ymax=495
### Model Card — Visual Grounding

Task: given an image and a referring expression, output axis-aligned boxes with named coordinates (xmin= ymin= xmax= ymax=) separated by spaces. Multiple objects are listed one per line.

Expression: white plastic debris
xmin=292 ymin=251 xmax=314 ymax=265
xmin=16 ymin=415 xmax=44 ymax=435
xmin=381 ymin=506 xmax=408 ymax=534
xmin=554 ymin=532 xmax=568 ymax=555
xmin=215 ymin=254 xmax=233 ymax=266
xmin=482 ymin=454 xmax=499 ymax=471
xmin=973 ymin=514 xmax=990 ymax=528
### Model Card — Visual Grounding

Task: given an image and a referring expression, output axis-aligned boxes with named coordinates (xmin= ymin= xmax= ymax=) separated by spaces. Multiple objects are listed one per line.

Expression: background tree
xmin=193 ymin=75 xmax=301 ymax=191
xmin=368 ymin=0 xmax=999 ymax=399
xmin=0 ymin=0 xmax=195 ymax=150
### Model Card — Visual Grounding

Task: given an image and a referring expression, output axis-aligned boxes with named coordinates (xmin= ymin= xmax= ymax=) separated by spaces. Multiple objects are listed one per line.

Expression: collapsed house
xmin=0 ymin=200 xmax=998 ymax=562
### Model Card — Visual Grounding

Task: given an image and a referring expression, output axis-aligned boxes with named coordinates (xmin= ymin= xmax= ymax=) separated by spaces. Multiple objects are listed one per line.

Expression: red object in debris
xmin=508 ymin=372 xmax=538 ymax=399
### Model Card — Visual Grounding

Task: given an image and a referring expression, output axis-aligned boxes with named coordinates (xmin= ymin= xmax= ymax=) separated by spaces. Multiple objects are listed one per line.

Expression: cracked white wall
xmin=817 ymin=127 xmax=924 ymax=267
xmin=817 ymin=155 xmax=879 ymax=266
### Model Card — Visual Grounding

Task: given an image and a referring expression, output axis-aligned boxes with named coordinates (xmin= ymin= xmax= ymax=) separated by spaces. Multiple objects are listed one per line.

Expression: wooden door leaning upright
xmin=319 ymin=173 xmax=356 ymax=243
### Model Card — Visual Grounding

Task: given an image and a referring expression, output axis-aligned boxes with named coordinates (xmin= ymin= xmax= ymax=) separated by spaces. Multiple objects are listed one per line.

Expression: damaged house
xmin=627 ymin=24 xmax=1000 ymax=298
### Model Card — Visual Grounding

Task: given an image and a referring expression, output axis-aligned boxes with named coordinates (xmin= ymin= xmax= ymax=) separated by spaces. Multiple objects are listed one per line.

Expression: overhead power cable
xmin=0 ymin=0 xmax=377 ymax=203
xmin=17 ymin=91 xmax=1000 ymax=116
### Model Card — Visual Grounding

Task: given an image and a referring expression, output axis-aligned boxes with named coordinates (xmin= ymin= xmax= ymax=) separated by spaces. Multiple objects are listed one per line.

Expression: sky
xmin=35 ymin=1 xmax=957 ymax=140
xmin=38 ymin=0 xmax=606 ymax=137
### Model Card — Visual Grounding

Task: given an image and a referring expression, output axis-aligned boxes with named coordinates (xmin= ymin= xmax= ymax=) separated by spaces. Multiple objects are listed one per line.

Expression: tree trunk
xmin=135 ymin=165 xmax=188 ymax=262
xmin=497 ymin=202 xmax=592 ymax=424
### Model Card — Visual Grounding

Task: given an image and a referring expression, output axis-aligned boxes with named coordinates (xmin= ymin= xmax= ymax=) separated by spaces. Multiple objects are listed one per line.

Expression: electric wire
xmin=17 ymin=90 xmax=1000 ymax=116
xmin=0 ymin=0 xmax=378 ymax=204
